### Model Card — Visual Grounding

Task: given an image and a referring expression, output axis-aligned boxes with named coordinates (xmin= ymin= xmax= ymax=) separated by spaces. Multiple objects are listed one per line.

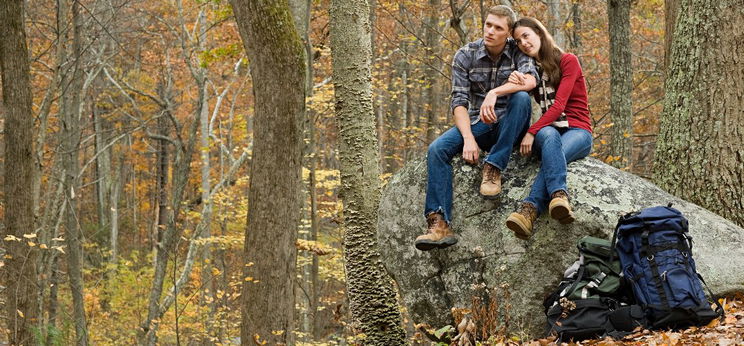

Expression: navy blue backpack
xmin=611 ymin=204 xmax=723 ymax=329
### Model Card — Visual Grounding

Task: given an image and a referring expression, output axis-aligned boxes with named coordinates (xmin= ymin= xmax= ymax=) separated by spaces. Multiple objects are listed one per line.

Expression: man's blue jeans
xmin=524 ymin=126 xmax=593 ymax=214
xmin=424 ymin=91 xmax=532 ymax=223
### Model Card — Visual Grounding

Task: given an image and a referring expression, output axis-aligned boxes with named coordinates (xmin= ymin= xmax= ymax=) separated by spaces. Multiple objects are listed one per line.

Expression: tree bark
xmin=229 ymin=0 xmax=306 ymax=344
xmin=663 ymin=0 xmax=679 ymax=71
xmin=448 ymin=0 xmax=469 ymax=46
xmin=329 ymin=0 xmax=407 ymax=344
xmin=424 ymin=0 xmax=443 ymax=144
xmin=59 ymin=0 xmax=89 ymax=343
xmin=570 ymin=0 xmax=582 ymax=53
xmin=546 ymin=0 xmax=566 ymax=48
xmin=653 ymin=0 xmax=744 ymax=226
xmin=607 ymin=0 xmax=633 ymax=168
xmin=0 ymin=1 xmax=40 ymax=344
xmin=289 ymin=0 xmax=320 ymax=339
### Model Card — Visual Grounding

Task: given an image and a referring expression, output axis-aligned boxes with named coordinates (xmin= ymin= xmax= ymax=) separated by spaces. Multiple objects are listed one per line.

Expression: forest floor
xmin=521 ymin=293 xmax=744 ymax=346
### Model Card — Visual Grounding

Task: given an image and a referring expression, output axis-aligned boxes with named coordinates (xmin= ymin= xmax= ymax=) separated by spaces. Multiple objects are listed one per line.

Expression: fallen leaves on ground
xmin=580 ymin=294 xmax=744 ymax=346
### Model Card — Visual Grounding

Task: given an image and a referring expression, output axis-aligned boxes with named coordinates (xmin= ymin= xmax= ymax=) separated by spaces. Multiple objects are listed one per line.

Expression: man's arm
xmin=453 ymin=105 xmax=479 ymax=164
xmin=479 ymin=75 xmax=536 ymax=123
xmin=449 ymin=48 xmax=481 ymax=164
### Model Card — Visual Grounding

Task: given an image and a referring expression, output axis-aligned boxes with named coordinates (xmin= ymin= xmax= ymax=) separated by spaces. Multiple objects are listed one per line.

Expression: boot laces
xmin=484 ymin=164 xmax=499 ymax=183
xmin=519 ymin=203 xmax=536 ymax=219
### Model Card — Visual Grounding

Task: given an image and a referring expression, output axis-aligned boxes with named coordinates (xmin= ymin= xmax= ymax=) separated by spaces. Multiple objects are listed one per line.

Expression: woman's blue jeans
xmin=424 ymin=91 xmax=532 ymax=223
xmin=524 ymin=126 xmax=593 ymax=214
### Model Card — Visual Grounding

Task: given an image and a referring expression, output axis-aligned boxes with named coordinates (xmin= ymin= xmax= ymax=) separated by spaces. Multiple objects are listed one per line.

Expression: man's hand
xmin=508 ymin=71 xmax=527 ymax=85
xmin=479 ymin=90 xmax=498 ymax=124
xmin=462 ymin=136 xmax=479 ymax=164
xmin=520 ymin=132 xmax=535 ymax=156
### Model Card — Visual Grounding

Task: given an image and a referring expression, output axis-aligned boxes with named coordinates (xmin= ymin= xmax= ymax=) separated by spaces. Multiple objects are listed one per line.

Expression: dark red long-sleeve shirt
xmin=528 ymin=53 xmax=592 ymax=135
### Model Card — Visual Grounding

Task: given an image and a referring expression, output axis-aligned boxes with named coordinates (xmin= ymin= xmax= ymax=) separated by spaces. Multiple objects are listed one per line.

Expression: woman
xmin=504 ymin=17 xmax=593 ymax=240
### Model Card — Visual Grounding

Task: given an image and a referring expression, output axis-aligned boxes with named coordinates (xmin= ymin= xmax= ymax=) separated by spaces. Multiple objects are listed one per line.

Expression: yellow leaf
xmin=27 ymin=241 xmax=36 ymax=247
xmin=17 ymin=310 xmax=24 ymax=318
xmin=244 ymin=276 xmax=253 ymax=282
xmin=4 ymin=235 xmax=20 ymax=241
xmin=23 ymin=233 xmax=37 ymax=239
xmin=623 ymin=132 xmax=631 ymax=138
xmin=40 ymin=244 xmax=48 ymax=249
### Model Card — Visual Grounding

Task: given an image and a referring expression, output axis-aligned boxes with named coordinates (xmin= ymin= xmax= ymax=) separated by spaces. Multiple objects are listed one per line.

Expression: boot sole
xmin=558 ymin=212 xmax=575 ymax=224
xmin=506 ymin=214 xmax=532 ymax=240
xmin=480 ymin=185 xmax=502 ymax=197
xmin=415 ymin=237 xmax=458 ymax=251
xmin=549 ymin=201 xmax=572 ymax=221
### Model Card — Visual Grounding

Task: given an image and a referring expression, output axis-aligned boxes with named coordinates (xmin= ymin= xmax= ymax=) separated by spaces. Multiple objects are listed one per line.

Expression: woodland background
xmin=0 ymin=0 xmax=741 ymax=345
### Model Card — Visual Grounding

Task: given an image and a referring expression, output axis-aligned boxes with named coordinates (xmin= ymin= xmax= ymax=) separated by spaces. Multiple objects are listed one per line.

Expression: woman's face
xmin=514 ymin=26 xmax=541 ymax=58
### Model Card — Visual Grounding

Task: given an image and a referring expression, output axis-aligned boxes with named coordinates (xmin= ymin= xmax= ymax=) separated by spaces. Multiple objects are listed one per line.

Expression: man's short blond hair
xmin=486 ymin=5 xmax=517 ymax=29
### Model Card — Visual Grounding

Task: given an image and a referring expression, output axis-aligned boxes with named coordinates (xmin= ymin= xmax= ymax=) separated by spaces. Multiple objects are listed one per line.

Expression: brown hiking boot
xmin=506 ymin=202 xmax=538 ymax=240
xmin=480 ymin=163 xmax=502 ymax=196
xmin=549 ymin=190 xmax=575 ymax=224
xmin=415 ymin=213 xmax=458 ymax=251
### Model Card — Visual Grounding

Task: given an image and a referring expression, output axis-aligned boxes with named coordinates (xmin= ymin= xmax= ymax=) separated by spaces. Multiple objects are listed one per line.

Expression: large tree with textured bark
xmin=653 ymin=0 xmax=743 ymax=226
xmin=329 ymin=0 xmax=407 ymax=344
xmin=0 ymin=1 xmax=39 ymax=344
xmin=608 ymin=0 xmax=633 ymax=169
xmin=229 ymin=0 xmax=306 ymax=344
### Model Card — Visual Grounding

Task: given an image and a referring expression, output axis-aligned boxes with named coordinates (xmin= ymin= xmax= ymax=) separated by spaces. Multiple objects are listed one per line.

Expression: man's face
xmin=483 ymin=14 xmax=510 ymax=49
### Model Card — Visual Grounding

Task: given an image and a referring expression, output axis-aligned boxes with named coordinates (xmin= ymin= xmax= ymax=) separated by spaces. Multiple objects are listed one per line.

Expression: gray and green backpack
xmin=543 ymin=236 xmax=645 ymax=342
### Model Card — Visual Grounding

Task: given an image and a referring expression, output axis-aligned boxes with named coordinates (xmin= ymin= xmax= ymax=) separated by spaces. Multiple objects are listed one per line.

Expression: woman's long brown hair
xmin=514 ymin=17 xmax=564 ymax=87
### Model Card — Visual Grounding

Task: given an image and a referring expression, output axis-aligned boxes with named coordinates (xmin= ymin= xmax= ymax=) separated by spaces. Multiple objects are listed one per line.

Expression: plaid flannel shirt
xmin=450 ymin=38 xmax=538 ymax=124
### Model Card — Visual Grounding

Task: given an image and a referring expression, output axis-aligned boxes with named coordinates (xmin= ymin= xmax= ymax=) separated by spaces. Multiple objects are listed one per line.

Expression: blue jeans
xmin=424 ymin=91 xmax=532 ymax=222
xmin=524 ymin=126 xmax=593 ymax=214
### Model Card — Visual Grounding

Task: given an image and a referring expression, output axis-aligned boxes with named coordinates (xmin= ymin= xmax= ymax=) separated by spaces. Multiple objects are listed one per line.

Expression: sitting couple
xmin=415 ymin=5 xmax=593 ymax=250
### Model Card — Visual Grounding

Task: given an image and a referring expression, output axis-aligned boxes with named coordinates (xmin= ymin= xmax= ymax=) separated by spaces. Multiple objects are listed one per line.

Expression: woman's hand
xmin=479 ymin=90 xmax=498 ymax=124
xmin=520 ymin=133 xmax=535 ymax=156
xmin=508 ymin=71 xmax=526 ymax=85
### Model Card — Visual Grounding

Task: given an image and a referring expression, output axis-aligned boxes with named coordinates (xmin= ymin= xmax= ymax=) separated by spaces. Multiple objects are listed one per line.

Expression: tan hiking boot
xmin=549 ymin=190 xmax=575 ymax=224
xmin=415 ymin=213 xmax=458 ymax=251
xmin=480 ymin=163 xmax=502 ymax=196
xmin=506 ymin=202 xmax=538 ymax=240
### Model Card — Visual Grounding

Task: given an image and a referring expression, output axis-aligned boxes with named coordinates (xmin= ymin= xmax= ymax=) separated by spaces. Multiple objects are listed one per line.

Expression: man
xmin=415 ymin=5 xmax=538 ymax=251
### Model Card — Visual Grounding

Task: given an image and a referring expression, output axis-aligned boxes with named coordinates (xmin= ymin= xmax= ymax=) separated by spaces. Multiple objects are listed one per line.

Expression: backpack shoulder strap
xmin=697 ymin=273 xmax=725 ymax=319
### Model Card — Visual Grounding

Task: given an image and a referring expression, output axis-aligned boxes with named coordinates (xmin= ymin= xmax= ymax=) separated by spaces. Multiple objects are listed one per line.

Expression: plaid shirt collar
xmin=474 ymin=37 xmax=518 ymax=64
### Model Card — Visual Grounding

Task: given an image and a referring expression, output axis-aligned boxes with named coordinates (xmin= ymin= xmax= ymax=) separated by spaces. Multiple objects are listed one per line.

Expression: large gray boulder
xmin=378 ymin=156 xmax=744 ymax=338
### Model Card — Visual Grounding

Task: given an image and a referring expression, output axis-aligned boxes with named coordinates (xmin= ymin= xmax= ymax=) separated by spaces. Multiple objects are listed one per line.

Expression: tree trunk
xmin=546 ymin=0 xmax=566 ymax=48
xmin=229 ymin=1 xmax=306 ymax=344
xmin=289 ymin=0 xmax=319 ymax=339
xmin=60 ymin=0 xmax=89 ymax=344
xmin=607 ymin=0 xmax=633 ymax=169
xmin=424 ymin=0 xmax=443 ymax=144
xmin=653 ymin=0 xmax=744 ymax=226
xmin=93 ymin=102 xmax=112 ymax=231
xmin=0 ymin=1 xmax=40 ymax=343
xmin=329 ymin=0 xmax=407 ymax=344
xmin=663 ymin=0 xmax=679 ymax=71
xmin=449 ymin=0 xmax=469 ymax=46
xmin=570 ymin=0 xmax=582 ymax=53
